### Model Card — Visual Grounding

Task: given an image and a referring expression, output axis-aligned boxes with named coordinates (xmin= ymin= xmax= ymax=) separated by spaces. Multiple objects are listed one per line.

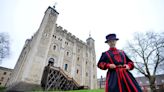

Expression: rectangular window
xmin=64 ymin=64 xmax=68 ymax=71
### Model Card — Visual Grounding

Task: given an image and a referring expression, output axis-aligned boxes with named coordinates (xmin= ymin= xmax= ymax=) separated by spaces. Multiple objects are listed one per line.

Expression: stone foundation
xmin=6 ymin=82 xmax=41 ymax=92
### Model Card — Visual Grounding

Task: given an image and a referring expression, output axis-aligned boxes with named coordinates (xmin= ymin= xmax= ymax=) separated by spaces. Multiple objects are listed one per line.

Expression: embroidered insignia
xmin=114 ymin=55 xmax=121 ymax=62
xmin=113 ymin=51 xmax=122 ymax=62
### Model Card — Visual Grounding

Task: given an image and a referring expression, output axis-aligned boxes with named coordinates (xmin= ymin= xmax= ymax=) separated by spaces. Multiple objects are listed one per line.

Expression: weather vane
xmin=53 ymin=2 xmax=57 ymax=8
xmin=89 ymin=31 xmax=91 ymax=37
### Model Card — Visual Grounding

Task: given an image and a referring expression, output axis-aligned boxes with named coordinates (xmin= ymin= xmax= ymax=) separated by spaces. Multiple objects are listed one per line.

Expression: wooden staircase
xmin=41 ymin=66 xmax=86 ymax=91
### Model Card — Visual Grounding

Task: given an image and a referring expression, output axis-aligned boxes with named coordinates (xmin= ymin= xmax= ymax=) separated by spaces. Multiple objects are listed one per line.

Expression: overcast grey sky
xmin=0 ymin=0 xmax=164 ymax=78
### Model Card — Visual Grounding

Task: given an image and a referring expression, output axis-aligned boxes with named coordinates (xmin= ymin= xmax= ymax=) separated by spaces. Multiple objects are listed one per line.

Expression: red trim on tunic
xmin=121 ymin=70 xmax=131 ymax=92
xmin=106 ymin=52 xmax=114 ymax=64
xmin=114 ymin=54 xmax=122 ymax=62
xmin=128 ymin=62 xmax=134 ymax=70
xmin=109 ymin=47 xmax=117 ymax=51
xmin=105 ymin=73 xmax=110 ymax=92
xmin=98 ymin=62 xmax=106 ymax=70
xmin=116 ymin=70 xmax=122 ymax=92
xmin=106 ymin=64 xmax=111 ymax=69
xmin=124 ymin=70 xmax=138 ymax=92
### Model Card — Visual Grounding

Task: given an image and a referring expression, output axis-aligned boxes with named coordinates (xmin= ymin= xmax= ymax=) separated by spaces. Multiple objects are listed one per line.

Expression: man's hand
xmin=123 ymin=64 xmax=130 ymax=70
xmin=109 ymin=64 xmax=116 ymax=69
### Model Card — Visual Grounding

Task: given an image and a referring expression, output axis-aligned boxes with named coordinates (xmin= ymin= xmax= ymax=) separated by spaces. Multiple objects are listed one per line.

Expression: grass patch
xmin=0 ymin=86 xmax=104 ymax=92
xmin=31 ymin=89 xmax=104 ymax=92
xmin=66 ymin=89 xmax=104 ymax=92
xmin=0 ymin=86 xmax=6 ymax=92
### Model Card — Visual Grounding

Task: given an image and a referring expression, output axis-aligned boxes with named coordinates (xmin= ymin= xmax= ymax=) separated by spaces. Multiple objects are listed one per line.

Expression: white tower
xmin=7 ymin=6 xmax=59 ymax=91
xmin=7 ymin=5 xmax=97 ymax=91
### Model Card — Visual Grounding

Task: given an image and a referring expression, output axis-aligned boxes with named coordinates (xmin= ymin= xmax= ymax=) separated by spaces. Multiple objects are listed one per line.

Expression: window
xmin=53 ymin=45 xmax=56 ymax=50
xmin=48 ymin=58 xmax=55 ymax=66
xmin=77 ymin=69 xmax=79 ymax=74
xmin=93 ymin=75 xmax=95 ymax=79
xmin=1 ymin=77 xmax=4 ymax=81
xmin=67 ymin=52 xmax=69 ymax=56
xmin=65 ymin=42 xmax=68 ymax=45
xmin=86 ymin=72 xmax=88 ymax=77
xmin=3 ymin=72 xmax=7 ymax=75
xmin=58 ymin=38 xmax=62 ymax=41
xmin=77 ymin=57 xmax=80 ymax=61
xmin=49 ymin=58 xmax=54 ymax=62
xmin=64 ymin=64 xmax=68 ymax=71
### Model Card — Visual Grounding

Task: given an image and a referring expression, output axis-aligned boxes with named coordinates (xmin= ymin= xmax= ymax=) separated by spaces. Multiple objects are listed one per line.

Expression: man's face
xmin=107 ymin=40 xmax=117 ymax=47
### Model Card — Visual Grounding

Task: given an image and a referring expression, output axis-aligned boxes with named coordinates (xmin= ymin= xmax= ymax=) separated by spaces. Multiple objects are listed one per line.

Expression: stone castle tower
xmin=7 ymin=6 xmax=97 ymax=91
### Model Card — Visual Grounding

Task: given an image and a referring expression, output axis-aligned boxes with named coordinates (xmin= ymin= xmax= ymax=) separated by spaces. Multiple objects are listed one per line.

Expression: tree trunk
xmin=150 ymin=83 xmax=156 ymax=92
xmin=149 ymin=76 xmax=157 ymax=92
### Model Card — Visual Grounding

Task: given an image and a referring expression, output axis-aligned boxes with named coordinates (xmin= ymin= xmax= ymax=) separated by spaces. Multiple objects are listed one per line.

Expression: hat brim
xmin=105 ymin=38 xmax=119 ymax=43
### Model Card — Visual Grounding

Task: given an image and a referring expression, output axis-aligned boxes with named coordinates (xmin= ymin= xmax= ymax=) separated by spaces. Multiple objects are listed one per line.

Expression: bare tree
xmin=0 ymin=32 xmax=10 ymax=64
xmin=124 ymin=31 xmax=164 ymax=92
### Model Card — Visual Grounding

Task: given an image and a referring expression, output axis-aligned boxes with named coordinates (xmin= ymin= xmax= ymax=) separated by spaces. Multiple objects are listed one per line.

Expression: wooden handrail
xmin=41 ymin=66 xmax=85 ymax=91
xmin=49 ymin=66 xmax=79 ymax=87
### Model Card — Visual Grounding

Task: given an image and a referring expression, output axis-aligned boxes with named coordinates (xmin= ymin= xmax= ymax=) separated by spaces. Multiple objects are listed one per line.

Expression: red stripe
xmin=121 ymin=51 xmax=126 ymax=64
xmin=124 ymin=70 xmax=138 ymax=92
xmin=105 ymin=73 xmax=110 ymax=92
xmin=128 ymin=62 xmax=134 ymax=70
xmin=98 ymin=62 xmax=106 ymax=70
xmin=121 ymin=70 xmax=131 ymax=92
xmin=106 ymin=52 xmax=114 ymax=64
xmin=116 ymin=70 xmax=122 ymax=92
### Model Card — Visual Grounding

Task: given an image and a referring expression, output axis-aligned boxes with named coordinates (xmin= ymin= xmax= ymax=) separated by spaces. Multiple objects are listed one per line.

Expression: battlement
xmin=56 ymin=25 xmax=87 ymax=45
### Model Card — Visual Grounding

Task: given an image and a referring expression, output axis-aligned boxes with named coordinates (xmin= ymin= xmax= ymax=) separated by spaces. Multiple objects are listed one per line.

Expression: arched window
xmin=48 ymin=58 xmax=54 ymax=66
xmin=67 ymin=51 xmax=69 ymax=56
xmin=3 ymin=72 xmax=7 ymax=75
xmin=49 ymin=58 xmax=54 ymax=62
xmin=77 ymin=69 xmax=79 ymax=74
xmin=53 ymin=45 xmax=56 ymax=50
